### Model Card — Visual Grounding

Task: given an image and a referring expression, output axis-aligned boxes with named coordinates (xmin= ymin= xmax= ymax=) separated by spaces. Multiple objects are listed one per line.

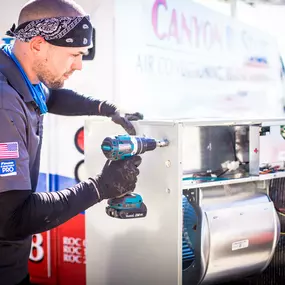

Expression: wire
xmin=275 ymin=209 xmax=285 ymax=235
xmin=217 ymin=168 xmax=230 ymax=177
xmin=260 ymin=165 xmax=285 ymax=175
xmin=276 ymin=204 xmax=285 ymax=214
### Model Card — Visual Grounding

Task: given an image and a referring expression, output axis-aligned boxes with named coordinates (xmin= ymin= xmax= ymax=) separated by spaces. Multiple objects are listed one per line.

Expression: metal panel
xmin=260 ymin=125 xmax=285 ymax=166
xmin=84 ymin=118 xmax=183 ymax=285
xmin=203 ymin=200 xmax=279 ymax=284
xmin=83 ymin=118 xmax=285 ymax=285
xmin=249 ymin=126 xmax=260 ymax=176
xmin=182 ymin=126 xmax=237 ymax=174
xmin=182 ymin=181 xmax=280 ymax=285
xmin=220 ymin=178 xmax=285 ymax=285
xmin=199 ymin=183 xmax=280 ymax=284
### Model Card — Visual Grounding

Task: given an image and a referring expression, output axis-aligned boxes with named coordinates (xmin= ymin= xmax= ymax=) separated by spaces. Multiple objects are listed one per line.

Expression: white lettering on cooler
xmin=63 ymin=254 xmax=82 ymax=264
xmin=63 ymin=236 xmax=86 ymax=264
xmin=29 ymin=234 xmax=44 ymax=262
xmin=63 ymin=245 xmax=81 ymax=255
xmin=63 ymin=237 xmax=81 ymax=247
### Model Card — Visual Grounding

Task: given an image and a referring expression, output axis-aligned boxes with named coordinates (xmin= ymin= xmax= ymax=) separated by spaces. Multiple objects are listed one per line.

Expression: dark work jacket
xmin=0 ymin=46 xmax=104 ymax=285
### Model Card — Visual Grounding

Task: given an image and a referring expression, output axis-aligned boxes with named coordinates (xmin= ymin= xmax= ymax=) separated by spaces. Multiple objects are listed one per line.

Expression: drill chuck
xmin=101 ymin=135 xmax=169 ymax=161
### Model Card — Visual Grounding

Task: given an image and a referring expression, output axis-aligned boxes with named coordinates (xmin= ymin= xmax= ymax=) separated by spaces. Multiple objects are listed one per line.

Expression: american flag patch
xmin=0 ymin=142 xmax=19 ymax=159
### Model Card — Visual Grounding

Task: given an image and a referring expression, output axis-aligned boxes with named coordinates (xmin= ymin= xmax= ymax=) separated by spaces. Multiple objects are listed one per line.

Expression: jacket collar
xmin=0 ymin=46 xmax=34 ymax=102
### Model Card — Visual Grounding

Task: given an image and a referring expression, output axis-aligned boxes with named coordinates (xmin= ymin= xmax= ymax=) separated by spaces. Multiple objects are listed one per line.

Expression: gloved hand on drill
xmin=99 ymin=101 xmax=143 ymax=135
xmin=89 ymin=155 xmax=142 ymax=201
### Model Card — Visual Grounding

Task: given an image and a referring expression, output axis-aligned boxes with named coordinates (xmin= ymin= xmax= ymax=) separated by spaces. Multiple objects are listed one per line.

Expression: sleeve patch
xmin=0 ymin=142 xmax=19 ymax=159
xmin=0 ymin=160 xmax=17 ymax=176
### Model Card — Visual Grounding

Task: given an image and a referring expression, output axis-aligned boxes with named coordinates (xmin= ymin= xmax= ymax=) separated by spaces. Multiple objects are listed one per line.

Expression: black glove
xmin=110 ymin=112 xmax=142 ymax=135
xmin=89 ymin=156 xmax=142 ymax=201
xmin=99 ymin=101 xmax=144 ymax=135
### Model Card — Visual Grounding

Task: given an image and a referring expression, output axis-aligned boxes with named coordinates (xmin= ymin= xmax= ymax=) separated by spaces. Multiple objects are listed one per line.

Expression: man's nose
xmin=72 ymin=56 xmax=83 ymax=71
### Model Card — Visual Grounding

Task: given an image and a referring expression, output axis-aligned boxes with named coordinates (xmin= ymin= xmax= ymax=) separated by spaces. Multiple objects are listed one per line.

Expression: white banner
xmin=114 ymin=0 xmax=284 ymax=119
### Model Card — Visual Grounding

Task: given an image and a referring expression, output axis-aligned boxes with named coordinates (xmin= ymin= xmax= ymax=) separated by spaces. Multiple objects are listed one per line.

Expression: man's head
xmin=9 ymin=0 xmax=92 ymax=88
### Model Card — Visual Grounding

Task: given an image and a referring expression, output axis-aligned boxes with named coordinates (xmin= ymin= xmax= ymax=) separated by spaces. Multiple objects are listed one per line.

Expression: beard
xmin=33 ymin=58 xmax=65 ymax=89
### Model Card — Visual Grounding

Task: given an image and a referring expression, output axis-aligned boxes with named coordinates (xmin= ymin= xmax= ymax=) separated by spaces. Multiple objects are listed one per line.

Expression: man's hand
xmin=89 ymin=156 xmax=142 ymax=200
xmin=110 ymin=112 xmax=144 ymax=135
xmin=98 ymin=100 xmax=143 ymax=135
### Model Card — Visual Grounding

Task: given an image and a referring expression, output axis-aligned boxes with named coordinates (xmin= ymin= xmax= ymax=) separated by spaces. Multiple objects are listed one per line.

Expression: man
xmin=0 ymin=0 xmax=143 ymax=284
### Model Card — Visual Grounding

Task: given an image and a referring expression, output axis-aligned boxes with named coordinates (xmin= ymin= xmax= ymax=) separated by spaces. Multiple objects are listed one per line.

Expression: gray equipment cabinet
xmin=84 ymin=118 xmax=285 ymax=285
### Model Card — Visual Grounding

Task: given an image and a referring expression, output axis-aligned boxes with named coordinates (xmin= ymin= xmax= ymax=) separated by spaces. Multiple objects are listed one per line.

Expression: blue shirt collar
xmin=0 ymin=45 xmax=35 ymax=103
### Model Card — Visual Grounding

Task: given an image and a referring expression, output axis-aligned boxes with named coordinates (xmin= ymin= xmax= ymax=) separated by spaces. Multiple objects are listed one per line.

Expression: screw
xmin=165 ymin=160 xmax=171 ymax=167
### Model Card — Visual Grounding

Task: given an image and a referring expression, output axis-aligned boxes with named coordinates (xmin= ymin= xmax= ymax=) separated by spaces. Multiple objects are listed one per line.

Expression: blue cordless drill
xmin=101 ymin=135 xmax=169 ymax=219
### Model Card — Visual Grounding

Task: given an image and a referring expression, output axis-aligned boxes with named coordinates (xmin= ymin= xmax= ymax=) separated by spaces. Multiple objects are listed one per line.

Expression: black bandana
xmin=6 ymin=15 xmax=93 ymax=47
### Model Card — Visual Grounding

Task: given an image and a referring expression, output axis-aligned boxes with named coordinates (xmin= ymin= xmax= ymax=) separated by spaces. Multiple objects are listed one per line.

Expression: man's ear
xmin=29 ymin=36 xmax=46 ymax=54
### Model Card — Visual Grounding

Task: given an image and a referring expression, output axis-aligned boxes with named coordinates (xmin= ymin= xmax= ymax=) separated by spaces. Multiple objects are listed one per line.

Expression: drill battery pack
xmin=105 ymin=194 xmax=147 ymax=219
